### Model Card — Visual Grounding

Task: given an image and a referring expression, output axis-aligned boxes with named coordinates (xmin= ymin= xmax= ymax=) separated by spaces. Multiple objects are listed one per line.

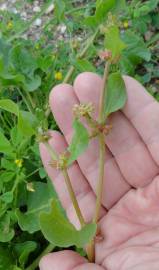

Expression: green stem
xmin=25 ymin=91 xmax=36 ymax=109
xmin=43 ymin=141 xmax=85 ymax=227
xmin=0 ymin=113 xmax=10 ymax=131
xmin=17 ymin=88 xmax=34 ymax=114
xmin=25 ymin=243 xmax=55 ymax=270
xmin=87 ymin=61 xmax=110 ymax=262
xmin=98 ymin=61 xmax=110 ymax=123
xmin=63 ymin=66 xmax=75 ymax=83
xmin=43 ymin=141 xmax=58 ymax=160
xmin=26 ymin=168 xmax=39 ymax=179
xmin=94 ymin=61 xmax=110 ymax=223
xmin=62 ymin=169 xmax=85 ymax=227
xmin=93 ymin=133 xmax=105 ymax=223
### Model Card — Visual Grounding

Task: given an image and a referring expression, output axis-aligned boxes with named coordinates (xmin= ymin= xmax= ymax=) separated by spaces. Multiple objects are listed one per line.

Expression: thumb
xmin=39 ymin=250 xmax=105 ymax=270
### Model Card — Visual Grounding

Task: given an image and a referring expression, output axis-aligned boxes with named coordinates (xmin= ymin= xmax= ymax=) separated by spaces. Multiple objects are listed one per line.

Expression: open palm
xmin=39 ymin=73 xmax=159 ymax=270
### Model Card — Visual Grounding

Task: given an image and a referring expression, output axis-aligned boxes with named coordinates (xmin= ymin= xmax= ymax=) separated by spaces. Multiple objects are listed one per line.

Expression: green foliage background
xmin=0 ymin=0 xmax=158 ymax=269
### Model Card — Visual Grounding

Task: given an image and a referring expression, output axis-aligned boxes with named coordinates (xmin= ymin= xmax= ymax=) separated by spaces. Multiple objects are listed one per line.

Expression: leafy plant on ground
xmin=0 ymin=0 xmax=158 ymax=269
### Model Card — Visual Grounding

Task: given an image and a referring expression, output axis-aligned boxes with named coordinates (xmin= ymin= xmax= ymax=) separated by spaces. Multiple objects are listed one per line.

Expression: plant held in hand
xmin=39 ymin=14 xmax=127 ymax=263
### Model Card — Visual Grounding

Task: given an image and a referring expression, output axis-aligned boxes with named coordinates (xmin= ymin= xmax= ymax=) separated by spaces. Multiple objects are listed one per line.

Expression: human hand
xmin=39 ymin=72 xmax=159 ymax=270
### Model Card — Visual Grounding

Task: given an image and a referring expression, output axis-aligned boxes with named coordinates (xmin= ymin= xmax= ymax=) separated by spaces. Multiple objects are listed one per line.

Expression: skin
xmin=39 ymin=72 xmax=159 ymax=270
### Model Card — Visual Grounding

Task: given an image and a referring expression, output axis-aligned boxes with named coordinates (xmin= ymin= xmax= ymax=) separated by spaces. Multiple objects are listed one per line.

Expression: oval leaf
xmin=0 ymin=99 xmax=19 ymax=115
xmin=105 ymin=26 xmax=126 ymax=60
xmin=68 ymin=120 xmax=89 ymax=165
xmin=0 ymin=131 xmax=13 ymax=154
xmin=39 ymin=200 xmax=97 ymax=248
xmin=104 ymin=72 xmax=127 ymax=116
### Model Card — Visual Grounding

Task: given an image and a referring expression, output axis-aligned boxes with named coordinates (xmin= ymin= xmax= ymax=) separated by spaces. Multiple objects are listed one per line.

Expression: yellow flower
xmin=123 ymin=21 xmax=129 ymax=29
xmin=7 ymin=21 xmax=13 ymax=30
xmin=15 ymin=159 xmax=23 ymax=168
xmin=55 ymin=71 xmax=63 ymax=80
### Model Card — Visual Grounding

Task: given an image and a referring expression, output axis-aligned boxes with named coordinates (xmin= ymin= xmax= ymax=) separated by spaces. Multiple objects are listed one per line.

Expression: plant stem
xmin=43 ymin=141 xmax=85 ymax=227
xmin=62 ymin=169 xmax=85 ymax=227
xmin=93 ymin=133 xmax=105 ymax=223
xmin=87 ymin=61 xmax=110 ymax=262
xmin=98 ymin=61 xmax=110 ymax=124
xmin=17 ymin=88 xmax=34 ymax=114
xmin=43 ymin=141 xmax=58 ymax=160
xmin=94 ymin=61 xmax=110 ymax=223
xmin=86 ymin=239 xmax=95 ymax=263
xmin=63 ymin=66 xmax=75 ymax=83
xmin=25 ymin=91 xmax=36 ymax=109
xmin=26 ymin=243 xmax=55 ymax=270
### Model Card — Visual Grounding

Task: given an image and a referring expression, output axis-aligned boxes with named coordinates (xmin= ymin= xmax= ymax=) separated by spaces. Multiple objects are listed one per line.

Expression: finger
xmin=39 ymin=130 xmax=106 ymax=228
xmin=50 ymin=84 xmax=130 ymax=209
xmin=122 ymin=75 xmax=159 ymax=165
xmin=96 ymin=175 xmax=159 ymax=264
xmin=74 ymin=72 xmax=158 ymax=187
xmin=104 ymin=246 xmax=159 ymax=270
xmin=39 ymin=250 xmax=105 ymax=270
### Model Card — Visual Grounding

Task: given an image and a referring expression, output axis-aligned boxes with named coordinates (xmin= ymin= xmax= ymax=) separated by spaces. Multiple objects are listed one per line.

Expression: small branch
xmin=43 ymin=140 xmax=85 ymax=227
xmin=86 ymin=239 xmax=95 ymax=263
xmin=63 ymin=66 xmax=75 ymax=83
xmin=94 ymin=60 xmax=110 ymax=223
xmin=93 ymin=133 xmax=105 ymax=223
xmin=17 ymin=88 xmax=34 ymax=114
xmin=62 ymin=169 xmax=85 ymax=227
xmin=98 ymin=61 xmax=110 ymax=123
xmin=26 ymin=243 xmax=55 ymax=270
xmin=43 ymin=141 xmax=58 ymax=161
xmin=88 ymin=61 xmax=110 ymax=262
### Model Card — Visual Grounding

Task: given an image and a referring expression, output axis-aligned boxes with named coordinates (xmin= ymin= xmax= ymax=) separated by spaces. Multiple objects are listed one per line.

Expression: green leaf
xmin=112 ymin=0 xmax=126 ymax=13
xmin=0 ymin=99 xmax=37 ymax=138
xmin=16 ymin=182 xmax=53 ymax=233
xmin=119 ymin=55 xmax=135 ymax=75
xmin=104 ymin=72 xmax=127 ymax=116
xmin=68 ymin=120 xmax=89 ymax=164
xmin=76 ymin=59 xmax=95 ymax=72
xmin=54 ymin=0 xmax=66 ymax=21
xmin=13 ymin=267 xmax=22 ymax=270
xmin=11 ymin=126 xmax=24 ymax=147
xmin=84 ymin=0 xmax=126 ymax=27
xmin=1 ymin=158 xmax=16 ymax=171
xmin=10 ymin=45 xmax=37 ymax=77
xmin=121 ymin=30 xmax=151 ymax=62
xmin=0 ymin=246 xmax=14 ymax=270
xmin=40 ymin=200 xmax=97 ymax=248
xmin=0 ymin=213 xmax=14 ymax=242
xmin=39 ymin=167 xmax=47 ymax=179
xmin=105 ymin=25 xmax=126 ymax=60
xmin=0 ymin=131 xmax=13 ymax=155
xmin=0 ymin=99 xmax=19 ymax=115
xmin=1 ymin=191 xmax=13 ymax=203
xmin=95 ymin=0 xmax=115 ymax=23
xmin=18 ymin=111 xmax=37 ymax=137
xmin=14 ymin=241 xmax=37 ymax=267
xmin=23 ymin=75 xmax=41 ymax=92
xmin=133 ymin=0 xmax=159 ymax=17
xmin=1 ymin=171 xmax=15 ymax=183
